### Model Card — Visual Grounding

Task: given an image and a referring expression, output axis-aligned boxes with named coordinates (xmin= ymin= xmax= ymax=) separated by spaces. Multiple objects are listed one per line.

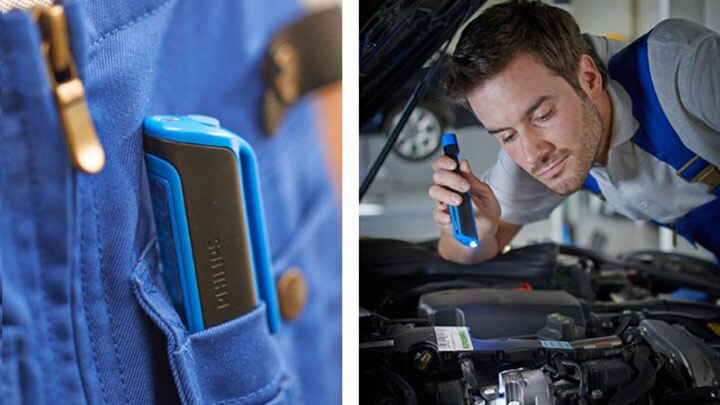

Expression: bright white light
xmin=470 ymin=241 xmax=478 ymax=248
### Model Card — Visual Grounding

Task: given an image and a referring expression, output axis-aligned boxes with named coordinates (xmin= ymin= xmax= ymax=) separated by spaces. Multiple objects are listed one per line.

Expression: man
xmin=429 ymin=0 xmax=720 ymax=264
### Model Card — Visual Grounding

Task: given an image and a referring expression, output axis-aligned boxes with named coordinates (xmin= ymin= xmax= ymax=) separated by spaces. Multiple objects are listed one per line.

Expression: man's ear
xmin=577 ymin=54 xmax=603 ymax=100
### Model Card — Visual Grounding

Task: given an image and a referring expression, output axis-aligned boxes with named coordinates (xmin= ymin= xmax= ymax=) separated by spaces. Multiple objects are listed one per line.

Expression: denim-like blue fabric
xmin=1 ymin=0 xmax=341 ymax=404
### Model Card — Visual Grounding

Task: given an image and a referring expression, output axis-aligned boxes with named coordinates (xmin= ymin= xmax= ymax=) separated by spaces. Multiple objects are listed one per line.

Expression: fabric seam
xmin=215 ymin=372 xmax=285 ymax=405
xmin=92 ymin=184 xmax=131 ymax=404
xmin=24 ymin=70 xmax=61 ymax=405
xmin=133 ymin=269 xmax=198 ymax=403
xmin=80 ymin=178 xmax=109 ymax=404
xmin=90 ymin=0 xmax=175 ymax=48
xmin=130 ymin=256 xmax=197 ymax=404
xmin=69 ymin=176 xmax=89 ymax=405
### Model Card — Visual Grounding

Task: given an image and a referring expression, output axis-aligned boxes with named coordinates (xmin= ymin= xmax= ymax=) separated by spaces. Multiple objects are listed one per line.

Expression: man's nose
xmin=522 ymin=132 xmax=554 ymax=168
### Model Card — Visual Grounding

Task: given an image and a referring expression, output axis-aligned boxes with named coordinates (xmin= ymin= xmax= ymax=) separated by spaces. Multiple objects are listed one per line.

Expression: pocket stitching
xmin=132 ymin=240 xmax=289 ymax=404
xmin=130 ymin=248 xmax=188 ymax=345
xmin=130 ymin=251 xmax=201 ymax=404
xmin=215 ymin=372 xmax=284 ymax=405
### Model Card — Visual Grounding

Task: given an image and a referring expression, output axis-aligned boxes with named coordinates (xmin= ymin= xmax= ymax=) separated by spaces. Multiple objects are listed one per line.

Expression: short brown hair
xmin=445 ymin=0 xmax=607 ymax=103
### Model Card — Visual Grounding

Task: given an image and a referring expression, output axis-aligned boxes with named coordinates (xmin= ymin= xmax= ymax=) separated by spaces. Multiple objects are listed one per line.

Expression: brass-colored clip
xmin=692 ymin=165 xmax=720 ymax=194
xmin=676 ymin=155 xmax=720 ymax=194
xmin=34 ymin=5 xmax=105 ymax=174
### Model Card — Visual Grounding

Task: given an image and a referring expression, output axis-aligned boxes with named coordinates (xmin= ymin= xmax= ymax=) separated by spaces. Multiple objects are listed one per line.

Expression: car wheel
xmin=384 ymin=100 xmax=452 ymax=161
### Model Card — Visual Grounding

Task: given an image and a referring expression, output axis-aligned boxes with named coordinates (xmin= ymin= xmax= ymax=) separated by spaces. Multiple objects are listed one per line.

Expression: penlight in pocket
xmin=442 ymin=133 xmax=480 ymax=249
xmin=143 ymin=115 xmax=279 ymax=334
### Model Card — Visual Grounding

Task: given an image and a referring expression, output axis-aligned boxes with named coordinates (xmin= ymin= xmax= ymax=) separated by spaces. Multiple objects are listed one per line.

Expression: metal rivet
xmin=277 ymin=267 xmax=308 ymax=321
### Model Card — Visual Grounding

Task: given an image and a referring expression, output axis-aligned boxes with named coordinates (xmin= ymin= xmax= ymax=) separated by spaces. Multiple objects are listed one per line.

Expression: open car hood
xmin=360 ymin=0 xmax=486 ymax=127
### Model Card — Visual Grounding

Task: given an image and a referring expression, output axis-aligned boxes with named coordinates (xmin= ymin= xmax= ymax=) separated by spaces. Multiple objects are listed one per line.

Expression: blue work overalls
xmin=1 ymin=0 xmax=341 ymax=403
xmin=583 ymin=33 xmax=720 ymax=261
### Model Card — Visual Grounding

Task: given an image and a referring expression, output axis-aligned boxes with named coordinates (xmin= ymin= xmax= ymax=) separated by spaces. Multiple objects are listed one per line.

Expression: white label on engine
xmin=435 ymin=327 xmax=474 ymax=351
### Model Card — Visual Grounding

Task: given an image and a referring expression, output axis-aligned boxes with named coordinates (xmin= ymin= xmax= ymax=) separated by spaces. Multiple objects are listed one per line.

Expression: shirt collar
xmin=606 ymin=79 xmax=639 ymax=150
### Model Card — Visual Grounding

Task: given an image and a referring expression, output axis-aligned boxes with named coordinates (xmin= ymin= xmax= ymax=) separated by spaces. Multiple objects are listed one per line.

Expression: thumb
xmin=458 ymin=159 xmax=481 ymax=186
xmin=458 ymin=159 xmax=474 ymax=177
xmin=459 ymin=159 xmax=492 ymax=195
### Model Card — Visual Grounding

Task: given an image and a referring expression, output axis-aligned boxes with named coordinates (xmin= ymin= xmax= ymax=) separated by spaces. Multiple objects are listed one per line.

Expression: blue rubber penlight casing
xmin=442 ymin=133 xmax=480 ymax=249
xmin=143 ymin=115 xmax=279 ymax=334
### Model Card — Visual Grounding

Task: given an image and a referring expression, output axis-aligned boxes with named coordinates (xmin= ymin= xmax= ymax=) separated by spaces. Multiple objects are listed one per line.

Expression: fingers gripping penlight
xmin=442 ymin=133 xmax=480 ymax=249
xmin=143 ymin=115 xmax=280 ymax=334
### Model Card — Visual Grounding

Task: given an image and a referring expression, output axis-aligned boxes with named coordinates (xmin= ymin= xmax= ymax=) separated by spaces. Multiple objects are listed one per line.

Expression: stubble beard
xmin=541 ymin=96 xmax=603 ymax=196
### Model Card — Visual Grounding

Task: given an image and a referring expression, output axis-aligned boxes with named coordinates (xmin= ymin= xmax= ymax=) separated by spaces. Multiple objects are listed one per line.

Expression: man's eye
xmin=501 ymin=133 xmax=516 ymax=144
xmin=536 ymin=109 xmax=554 ymax=123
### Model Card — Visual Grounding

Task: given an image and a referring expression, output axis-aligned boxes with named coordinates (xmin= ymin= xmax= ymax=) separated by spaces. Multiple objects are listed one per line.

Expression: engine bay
xmin=360 ymin=240 xmax=720 ymax=404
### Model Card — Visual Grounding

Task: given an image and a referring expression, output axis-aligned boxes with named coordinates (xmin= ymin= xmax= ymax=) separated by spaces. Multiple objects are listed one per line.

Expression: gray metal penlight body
xmin=442 ymin=133 xmax=480 ymax=248
xmin=143 ymin=115 xmax=280 ymax=334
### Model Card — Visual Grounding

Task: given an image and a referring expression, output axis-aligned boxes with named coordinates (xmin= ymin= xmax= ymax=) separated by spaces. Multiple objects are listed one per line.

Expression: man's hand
xmin=428 ymin=155 xmax=502 ymax=264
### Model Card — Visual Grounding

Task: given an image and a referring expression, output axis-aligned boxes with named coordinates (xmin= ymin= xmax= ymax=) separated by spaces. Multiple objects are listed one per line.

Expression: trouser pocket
xmin=131 ymin=247 xmax=300 ymax=404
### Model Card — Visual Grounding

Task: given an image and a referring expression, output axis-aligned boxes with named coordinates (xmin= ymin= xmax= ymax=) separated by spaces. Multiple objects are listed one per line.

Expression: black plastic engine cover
xmin=418 ymin=289 xmax=585 ymax=339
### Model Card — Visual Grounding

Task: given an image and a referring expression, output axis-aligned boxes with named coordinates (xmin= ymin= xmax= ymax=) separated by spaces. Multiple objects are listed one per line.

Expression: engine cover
xmin=418 ymin=289 xmax=585 ymax=339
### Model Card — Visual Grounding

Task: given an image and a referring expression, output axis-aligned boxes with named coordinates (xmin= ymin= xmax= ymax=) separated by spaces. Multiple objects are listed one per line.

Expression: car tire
xmin=383 ymin=98 xmax=454 ymax=161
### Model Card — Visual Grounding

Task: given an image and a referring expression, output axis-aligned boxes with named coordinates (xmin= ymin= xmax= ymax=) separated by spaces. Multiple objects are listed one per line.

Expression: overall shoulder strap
xmin=607 ymin=33 xmax=720 ymax=196
xmin=585 ymin=33 xmax=720 ymax=259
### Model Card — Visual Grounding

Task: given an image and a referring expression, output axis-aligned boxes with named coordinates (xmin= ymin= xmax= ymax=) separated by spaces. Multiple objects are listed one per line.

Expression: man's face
xmin=467 ymin=53 xmax=603 ymax=196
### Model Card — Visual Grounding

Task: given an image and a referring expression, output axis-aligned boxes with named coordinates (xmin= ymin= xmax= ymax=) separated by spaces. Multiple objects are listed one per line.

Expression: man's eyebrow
xmin=485 ymin=95 xmax=551 ymax=134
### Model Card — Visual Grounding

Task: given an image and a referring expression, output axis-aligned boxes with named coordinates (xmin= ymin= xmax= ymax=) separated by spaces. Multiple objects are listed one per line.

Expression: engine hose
xmin=559 ymin=359 xmax=588 ymax=400
xmin=379 ymin=364 xmax=418 ymax=405
xmin=608 ymin=346 xmax=657 ymax=405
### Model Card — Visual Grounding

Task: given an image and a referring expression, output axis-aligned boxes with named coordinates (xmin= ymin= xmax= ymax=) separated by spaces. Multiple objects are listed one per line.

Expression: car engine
xmin=360 ymin=240 xmax=720 ymax=404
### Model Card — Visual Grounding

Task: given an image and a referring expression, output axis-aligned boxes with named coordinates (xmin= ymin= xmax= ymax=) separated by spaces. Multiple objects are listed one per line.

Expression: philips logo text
xmin=208 ymin=238 xmax=230 ymax=310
